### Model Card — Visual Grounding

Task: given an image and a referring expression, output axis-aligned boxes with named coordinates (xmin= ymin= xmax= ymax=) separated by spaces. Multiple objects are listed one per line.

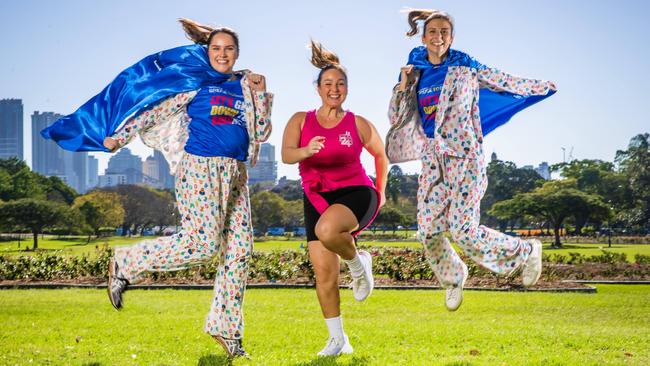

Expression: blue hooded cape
xmin=407 ymin=46 xmax=555 ymax=135
xmin=41 ymin=44 xmax=231 ymax=152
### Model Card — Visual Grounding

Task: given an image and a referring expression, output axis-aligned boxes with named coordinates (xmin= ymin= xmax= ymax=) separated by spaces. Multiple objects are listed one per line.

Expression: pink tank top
xmin=299 ymin=110 xmax=377 ymax=219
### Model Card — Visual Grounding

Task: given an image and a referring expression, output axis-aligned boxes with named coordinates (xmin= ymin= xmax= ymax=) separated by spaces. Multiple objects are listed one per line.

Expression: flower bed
xmin=1 ymin=247 xmax=647 ymax=288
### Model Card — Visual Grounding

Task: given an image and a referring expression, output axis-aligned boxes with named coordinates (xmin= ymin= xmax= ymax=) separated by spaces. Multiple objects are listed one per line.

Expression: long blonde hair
xmin=405 ymin=9 xmax=454 ymax=37
xmin=309 ymin=40 xmax=347 ymax=86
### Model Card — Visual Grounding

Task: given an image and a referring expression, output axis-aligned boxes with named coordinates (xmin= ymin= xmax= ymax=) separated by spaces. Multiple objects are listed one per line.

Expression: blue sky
xmin=1 ymin=0 xmax=648 ymax=179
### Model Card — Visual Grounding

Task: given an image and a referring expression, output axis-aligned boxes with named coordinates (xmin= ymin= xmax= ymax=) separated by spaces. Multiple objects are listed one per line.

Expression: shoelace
xmin=323 ymin=337 xmax=341 ymax=352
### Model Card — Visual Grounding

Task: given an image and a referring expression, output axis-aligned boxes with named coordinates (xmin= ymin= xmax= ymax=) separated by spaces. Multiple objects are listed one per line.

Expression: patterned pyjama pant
xmin=417 ymin=150 xmax=531 ymax=287
xmin=114 ymin=153 xmax=253 ymax=339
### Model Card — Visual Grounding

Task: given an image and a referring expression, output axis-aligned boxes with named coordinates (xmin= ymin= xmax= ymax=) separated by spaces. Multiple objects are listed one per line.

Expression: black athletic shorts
xmin=303 ymin=185 xmax=378 ymax=242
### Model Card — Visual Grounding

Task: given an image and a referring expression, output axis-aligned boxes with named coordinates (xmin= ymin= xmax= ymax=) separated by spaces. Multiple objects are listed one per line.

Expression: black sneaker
xmin=213 ymin=336 xmax=249 ymax=358
xmin=107 ymin=257 xmax=128 ymax=310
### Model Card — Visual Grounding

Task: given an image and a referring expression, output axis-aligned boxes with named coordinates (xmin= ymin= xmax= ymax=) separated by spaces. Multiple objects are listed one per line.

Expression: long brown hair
xmin=405 ymin=9 xmax=454 ymax=37
xmin=309 ymin=40 xmax=347 ymax=86
xmin=178 ymin=18 xmax=239 ymax=50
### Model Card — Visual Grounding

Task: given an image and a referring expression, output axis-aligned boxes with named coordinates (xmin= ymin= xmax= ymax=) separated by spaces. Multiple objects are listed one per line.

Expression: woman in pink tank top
xmin=282 ymin=41 xmax=388 ymax=356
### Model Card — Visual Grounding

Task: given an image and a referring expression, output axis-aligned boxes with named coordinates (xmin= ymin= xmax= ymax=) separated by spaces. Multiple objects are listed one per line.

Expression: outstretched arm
xmin=104 ymin=92 xmax=194 ymax=152
xmin=477 ymin=64 xmax=556 ymax=96
xmin=357 ymin=115 xmax=388 ymax=207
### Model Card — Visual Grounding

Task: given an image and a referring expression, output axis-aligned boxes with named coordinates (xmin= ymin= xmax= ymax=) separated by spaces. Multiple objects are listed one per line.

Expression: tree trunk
xmin=32 ymin=230 xmax=39 ymax=251
xmin=553 ymin=224 xmax=562 ymax=247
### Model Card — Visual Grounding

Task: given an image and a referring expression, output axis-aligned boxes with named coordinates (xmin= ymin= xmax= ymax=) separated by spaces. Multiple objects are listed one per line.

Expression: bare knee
xmin=315 ymin=220 xmax=338 ymax=246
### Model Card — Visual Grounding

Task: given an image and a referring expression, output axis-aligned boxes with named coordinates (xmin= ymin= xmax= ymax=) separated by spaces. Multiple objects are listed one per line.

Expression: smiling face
xmin=422 ymin=18 xmax=453 ymax=63
xmin=207 ymin=32 xmax=238 ymax=74
xmin=317 ymin=68 xmax=348 ymax=109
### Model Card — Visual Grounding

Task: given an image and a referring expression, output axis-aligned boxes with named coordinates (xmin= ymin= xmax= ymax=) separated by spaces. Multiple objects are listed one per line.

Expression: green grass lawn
xmin=0 ymin=237 xmax=419 ymax=256
xmin=2 ymin=236 xmax=649 ymax=263
xmin=542 ymin=243 xmax=650 ymax=260
xmin=0 ymin=236 xmax=145 ymax=256
xmin=0 ymin=285 xmax=648 ymax=365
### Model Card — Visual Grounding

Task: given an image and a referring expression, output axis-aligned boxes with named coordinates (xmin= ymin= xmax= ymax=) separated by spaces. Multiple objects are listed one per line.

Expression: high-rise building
xmin=72 ymin=151 xmax=88 ymax=193
xmin=87 ymin=155 xmax=99 ymax=190
xmin=32 ymin=111 xmax=95 ymax=193
xmin=155 ymin=150 xmax=174 ymax=190
xmin=523 ymin=162 xmax=552 ymax=180
xmin=106 ymin=147 xmax=143 ymax=184
xmin=248 ymin=143 xmax=277 ymax=185
xmin=0 ymin=99 xmax=24 ymax=160
xmin=535 ymin=162 xmax=551 ymax=180
xmin=32 ymin=111 xmax=65 ymax=175
xmin=98 ymin=174 xmax=127 ymax=187
xmin=142 ymin=150 xmax=174 ymax=189
xmin=59 ymin=150 xmax=89 ymax=193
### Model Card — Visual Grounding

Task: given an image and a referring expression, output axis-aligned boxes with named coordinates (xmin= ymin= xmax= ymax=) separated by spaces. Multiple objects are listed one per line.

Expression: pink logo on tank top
xmin=339 ymin=131 xmax=353 ymax=147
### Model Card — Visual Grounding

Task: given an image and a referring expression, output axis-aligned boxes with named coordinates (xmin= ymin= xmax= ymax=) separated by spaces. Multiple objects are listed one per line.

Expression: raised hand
xmin=248 ymin=73 xmax=266 ymax=92
xmin=398 ymin=65 xmax=415 ymax=91
xmin=103 ymin=137 xmax=118 ymax=152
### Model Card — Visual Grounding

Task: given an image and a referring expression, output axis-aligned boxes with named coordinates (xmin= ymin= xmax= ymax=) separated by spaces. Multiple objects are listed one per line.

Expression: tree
xmin=0 ymin=158 xmax=78 ymax=204
xmin=282 ymin=199 xmax=304 ymax=229
xmin=0 ymin=199 xmax=76 ymax=250
xmin=481 ymin=159 xmax=543 ymax=228
xmin=615 ymin=133 xmax=650 ymax=230
xmin=103 ymin=185 xmax=176 ymax=235
xmin=490 ymin=180 xmax=611 ymax=247
xmin=147 ymin=189 xmax=178 ymax=233
xmin=250 ymin=191 xmax=285 ymax=234
xmin=487 ymin=199 xmax=525 ymax=232
xmin=386 ymin=165 xmax=405 ymax=204
xmin=555 ymin=158 xmax=633 ymax=233
xmin=41 ymin=176 xmax=78 ymax=205
xmin=0 ymin=158 xmax=45 ymax=201
xmin=73 ymin=191 xmax=125 ymax=240
xmin=374 ymin=206 xmax=408 ymax=234
xmin=271 ymin=179 xmax=303 ymax=201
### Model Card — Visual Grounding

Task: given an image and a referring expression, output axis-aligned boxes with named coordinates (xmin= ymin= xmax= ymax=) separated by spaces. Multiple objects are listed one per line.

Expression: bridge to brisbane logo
xmin=339 ymin=131 xmax=353 ymax=147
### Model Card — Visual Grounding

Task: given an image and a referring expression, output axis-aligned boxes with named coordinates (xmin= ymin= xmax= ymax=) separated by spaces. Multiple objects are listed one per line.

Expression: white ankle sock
xmin=344 ymin=253 xmax=364 ymax=278
xmin=325 ymin=316 xmax=345 ymax=340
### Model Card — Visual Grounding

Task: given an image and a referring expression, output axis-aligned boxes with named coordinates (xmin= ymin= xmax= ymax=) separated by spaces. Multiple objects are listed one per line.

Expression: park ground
xmin=0 ymin=285 xmax=648 ymax=365
xmin=1 ymin=235 xmax=650 ymax=262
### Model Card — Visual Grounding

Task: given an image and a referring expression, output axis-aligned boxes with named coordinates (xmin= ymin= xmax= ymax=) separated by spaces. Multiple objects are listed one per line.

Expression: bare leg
xmin=308 ymin=240 xmax=341 ymax=318
xmin=314 ymin=204 xmax=359 ymax=260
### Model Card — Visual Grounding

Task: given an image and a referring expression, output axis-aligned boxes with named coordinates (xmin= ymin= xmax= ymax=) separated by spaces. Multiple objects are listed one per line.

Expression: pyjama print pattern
xmin=114 ymin=154 xmax=252 ymax=339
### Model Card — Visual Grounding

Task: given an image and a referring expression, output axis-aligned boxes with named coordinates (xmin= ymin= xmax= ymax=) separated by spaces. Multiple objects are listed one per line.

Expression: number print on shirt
xmin=339 ymin=131 xmax=353 ymax=147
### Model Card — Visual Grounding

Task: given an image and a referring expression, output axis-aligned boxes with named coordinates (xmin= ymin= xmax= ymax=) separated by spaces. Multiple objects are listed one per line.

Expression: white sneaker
xmin=317 ymin=335 xmax=353 ymax=356
xmin=522 ymin=239 xmax=542 ymax=287
xmin=445 ymin=261 xmax=468 ymax=312
xmin=351 ymin=250 xmax=374 ymax=302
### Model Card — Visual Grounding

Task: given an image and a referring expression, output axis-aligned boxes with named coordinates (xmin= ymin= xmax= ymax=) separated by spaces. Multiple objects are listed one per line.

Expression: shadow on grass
xmin=81 ymin=363 xmax=103 ymax=366
xmin=198 ymin=354 xmax=233 ymax=366
xmin=293 ymin=356 xmax=369 ymax=366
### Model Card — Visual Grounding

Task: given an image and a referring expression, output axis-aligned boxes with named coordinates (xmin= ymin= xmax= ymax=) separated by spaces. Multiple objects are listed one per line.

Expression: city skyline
xmin=1 ymin=1 xmax=648 ymax=180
